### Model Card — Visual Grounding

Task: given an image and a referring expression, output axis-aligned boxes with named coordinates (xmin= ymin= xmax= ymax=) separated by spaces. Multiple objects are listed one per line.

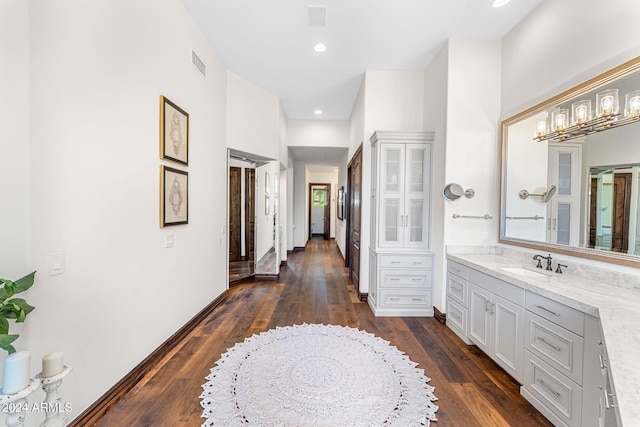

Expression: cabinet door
xmin=547 ymin=144 xmax=581 ymax=246
xmin=469 ymin=284 xmax=491 ymax=354
xmin=378 ymin=144 xmax=405 ymax=248
xmin=493 ymin=294 xmax=525 ymax=382
xmin=403 ymin=144 xmax=431 ymax=249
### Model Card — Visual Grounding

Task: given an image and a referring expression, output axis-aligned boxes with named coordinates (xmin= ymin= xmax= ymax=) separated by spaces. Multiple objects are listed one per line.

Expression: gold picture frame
xmin=160 ymin=95 xmax=189 ymax=165
xmin=160 ymin=165 xmax=188 ymax=227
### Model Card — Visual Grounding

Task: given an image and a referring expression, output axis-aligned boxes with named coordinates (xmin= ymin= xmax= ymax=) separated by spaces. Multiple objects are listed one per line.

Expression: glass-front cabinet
xmin=368 ymin=131 xmax=434 ymax=317
xmin=378 ymin=143 xmax=431 ymax=249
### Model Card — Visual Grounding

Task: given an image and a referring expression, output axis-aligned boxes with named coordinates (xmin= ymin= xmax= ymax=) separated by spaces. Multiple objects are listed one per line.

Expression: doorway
xmin=588 ymin=169 xmax=632 ymax=253
xmin=228 ymin=149 xmax=280 ymax=285
xmin=308 ymin=183 xmax=331 ymax=240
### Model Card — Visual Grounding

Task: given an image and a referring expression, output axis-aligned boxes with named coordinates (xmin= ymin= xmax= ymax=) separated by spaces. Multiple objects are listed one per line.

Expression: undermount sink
xmin=499 ymin=266 xmax=548 ymax=278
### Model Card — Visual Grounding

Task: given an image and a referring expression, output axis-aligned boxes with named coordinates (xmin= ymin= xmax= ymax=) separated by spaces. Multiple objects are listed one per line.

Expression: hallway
xmin=95 ymin=237 xmax=551 ymax=426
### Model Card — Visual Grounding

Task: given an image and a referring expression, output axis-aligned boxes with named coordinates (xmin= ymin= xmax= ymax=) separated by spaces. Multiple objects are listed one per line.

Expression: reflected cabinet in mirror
xmin=500 ymin=56 xmax=640 ymax=267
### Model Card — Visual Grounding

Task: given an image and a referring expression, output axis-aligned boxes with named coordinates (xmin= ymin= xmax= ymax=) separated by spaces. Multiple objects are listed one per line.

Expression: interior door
xmin=348 ymin=148 xmax=362 ymax=288
xmin=612 ymin=173 xmax=632 ymax=252
xmin=229 ymin=166 xmax=242 ymax=262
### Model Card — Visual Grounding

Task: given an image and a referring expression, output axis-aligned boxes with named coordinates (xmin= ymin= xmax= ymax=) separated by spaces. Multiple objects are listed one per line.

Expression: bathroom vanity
xmin=446 ymin=249 xmax=640 ymax=427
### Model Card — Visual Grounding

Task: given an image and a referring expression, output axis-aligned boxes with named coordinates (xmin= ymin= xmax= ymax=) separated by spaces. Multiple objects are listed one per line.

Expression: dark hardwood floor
xmin=96 ymin=237 xmax=552 ymax=426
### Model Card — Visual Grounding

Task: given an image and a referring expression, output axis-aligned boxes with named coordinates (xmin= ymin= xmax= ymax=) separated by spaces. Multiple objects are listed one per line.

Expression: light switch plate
xmin=165 ymin=235 xmax=174 ymax=248
xmin=48 ymin=252 xmax=65 ymax=276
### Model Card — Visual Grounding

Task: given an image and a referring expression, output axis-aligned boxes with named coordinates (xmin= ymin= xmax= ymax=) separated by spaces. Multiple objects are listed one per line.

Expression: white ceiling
xmin=182 ymin=0 xmax=542 ymax=166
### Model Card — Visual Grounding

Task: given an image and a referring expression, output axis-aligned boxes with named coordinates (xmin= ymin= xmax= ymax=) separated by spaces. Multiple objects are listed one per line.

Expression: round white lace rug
xmin=200 ymin=323 xmax=438 ymax=426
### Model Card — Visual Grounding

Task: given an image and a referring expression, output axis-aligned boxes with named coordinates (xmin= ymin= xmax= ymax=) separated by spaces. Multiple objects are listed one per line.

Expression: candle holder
xmin=35 ymin=366 xmax=72 ymax=427
xmin=0 ymin=379 xmax=41 ymax=427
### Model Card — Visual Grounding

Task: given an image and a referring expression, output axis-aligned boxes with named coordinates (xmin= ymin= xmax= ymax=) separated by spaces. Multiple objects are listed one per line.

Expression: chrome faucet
xmin=533 ymin=254 xmax=553 ymax=270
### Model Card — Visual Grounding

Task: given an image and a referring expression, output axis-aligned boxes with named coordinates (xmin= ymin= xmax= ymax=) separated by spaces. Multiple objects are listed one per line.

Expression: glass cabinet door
xmin=378 ymin=144 xmax=404 ymax=248
xmin=403 ymin=144 xmax=430 ymax=248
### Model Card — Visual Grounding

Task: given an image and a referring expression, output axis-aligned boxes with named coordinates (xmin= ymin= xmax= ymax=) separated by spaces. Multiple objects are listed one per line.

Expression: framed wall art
xmin=160 ymin=95 xmax=189 ymax=165
xmin=160 ymin=165 xmax=188 ymax=227
xmin=337 ymin=186 xmax=345 ymax=221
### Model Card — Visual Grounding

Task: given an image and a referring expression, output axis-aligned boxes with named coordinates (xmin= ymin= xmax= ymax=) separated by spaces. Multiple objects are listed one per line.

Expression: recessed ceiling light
xmin=313 ymin=43 xmax=327 ymax=53
xmin=492 ymin=0 xmax=510 ymax=7
xmin=314 ymin=109 xmax=323 ymax=115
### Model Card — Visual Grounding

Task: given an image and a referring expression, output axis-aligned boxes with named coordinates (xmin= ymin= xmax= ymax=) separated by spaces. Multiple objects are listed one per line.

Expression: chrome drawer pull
xmin=412 ymin=261 xmax=423 ymax=265
xmin=599 ymin=354 xmax=607 ymax=369
xmin=390 ymin=278 xmax=400 ymax=281
xmin=389 ymin=297 xmax=400 ymax=301
xmin=412 ymin=278 xmax=422 ymax=282
xmin=604 ymin=388 xmax=616 ymax=409
xmin=390 ymin=261 xmax=401 ymax=264
xmin=450 ymin=285 xmax=462 ymax=292
xmin=411 ymin=298 xmax=422 ymax=302
xmin=537 ymin=337 xmax=561 ymax=352
xmin=536 ymin=378 xmax=561 ymax=397
xmin=451 ymin=267 xmax=461 ymax=273
xmin=535 ymin=305 xmax=560 ymax=316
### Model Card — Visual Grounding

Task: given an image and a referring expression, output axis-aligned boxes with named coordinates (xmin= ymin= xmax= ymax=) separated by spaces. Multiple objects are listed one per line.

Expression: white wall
xmin=0 ymin=0 xmax=30 ymax=280
xmin=423 ymin=44 xmax=449 ymax=315
xmin=227 ymin=72 xmax=281 ymax=161
xmin=12 ymin=0 xmax=228 ymax=423
xmin=287 ymin=120 xmax=349 ymax=147
xmin=255 ymin=162 xmax=277 ymax=261
xmin=501 ymin=0 xmax=640 ymax=119
xmin=444 ymin=39 xmax=502 ymax=248
xmin=286 ymin=155 xmax=295 ymax=251
xmin=293 ymin=161 xmax=307 ymax=247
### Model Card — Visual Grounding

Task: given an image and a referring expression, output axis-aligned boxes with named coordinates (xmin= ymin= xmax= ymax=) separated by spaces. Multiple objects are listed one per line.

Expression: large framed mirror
xmin=500 ymin=56 xmax=640 ymax=267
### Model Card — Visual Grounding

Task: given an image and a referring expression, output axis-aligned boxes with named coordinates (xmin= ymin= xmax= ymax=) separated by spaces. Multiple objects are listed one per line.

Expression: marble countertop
xmin=446 ymin=251 xmax=640 ymax=427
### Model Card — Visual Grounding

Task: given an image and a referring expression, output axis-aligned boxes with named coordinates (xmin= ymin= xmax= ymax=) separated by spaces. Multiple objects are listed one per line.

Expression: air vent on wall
xmin=308 ymin=5 xmax=326 ymax=27
xmin=191 ymin=50 xmax=206 ymax=77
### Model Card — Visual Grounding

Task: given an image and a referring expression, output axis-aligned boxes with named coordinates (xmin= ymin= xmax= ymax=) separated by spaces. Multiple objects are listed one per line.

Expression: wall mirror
xmin=500 ymin=56 xmax=640 ymax=267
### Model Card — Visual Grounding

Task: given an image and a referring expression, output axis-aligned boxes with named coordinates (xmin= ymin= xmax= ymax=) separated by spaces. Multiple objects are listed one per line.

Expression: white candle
xmin=41 ymin=352 xmax=64 ymax=378
xmin=2 ymin=351 xmax=31 ymax=394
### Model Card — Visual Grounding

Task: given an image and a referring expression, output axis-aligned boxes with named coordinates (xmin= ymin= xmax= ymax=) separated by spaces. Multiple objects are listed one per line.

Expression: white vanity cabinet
xmin=446 ymin=261 xmax=472 ymax=344
xmin=446 ymin=255 xmax=626 ymax=426
xmin=583 ymin=316 xmax=619 ymax=427
xmin=368 ymin=131 xmax=434 ymax=317
xmin=468 ymin=269 xmax=525 ymax=383
xmin=521 ymin=292 xmax=615 ymax=427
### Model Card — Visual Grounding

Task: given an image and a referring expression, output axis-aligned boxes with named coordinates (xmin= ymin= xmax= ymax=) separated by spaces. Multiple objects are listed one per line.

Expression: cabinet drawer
xmin=447 ymin=273 xmax=468 ymax=306
xmin=381 ymin=270 xmax=432 ymax=288
xmin=523 ymin=351 xmax=583 ymax=427
xmin=469 ymin=269 xmax=525 ymax=306
xmin=379 ymin=289 xmax=432 ymax=308
xmin=379 ymin=254 xmax=433 ymax=269
xmin=525 ymin=312 xmax=584 ymax=385
xmin=447 ymin=299 xmax=468 ymax=336
xmin=447 ymin=260 xmax=469 ymax=281
xmin=526 ymin=292 xmax=584 ymax=336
